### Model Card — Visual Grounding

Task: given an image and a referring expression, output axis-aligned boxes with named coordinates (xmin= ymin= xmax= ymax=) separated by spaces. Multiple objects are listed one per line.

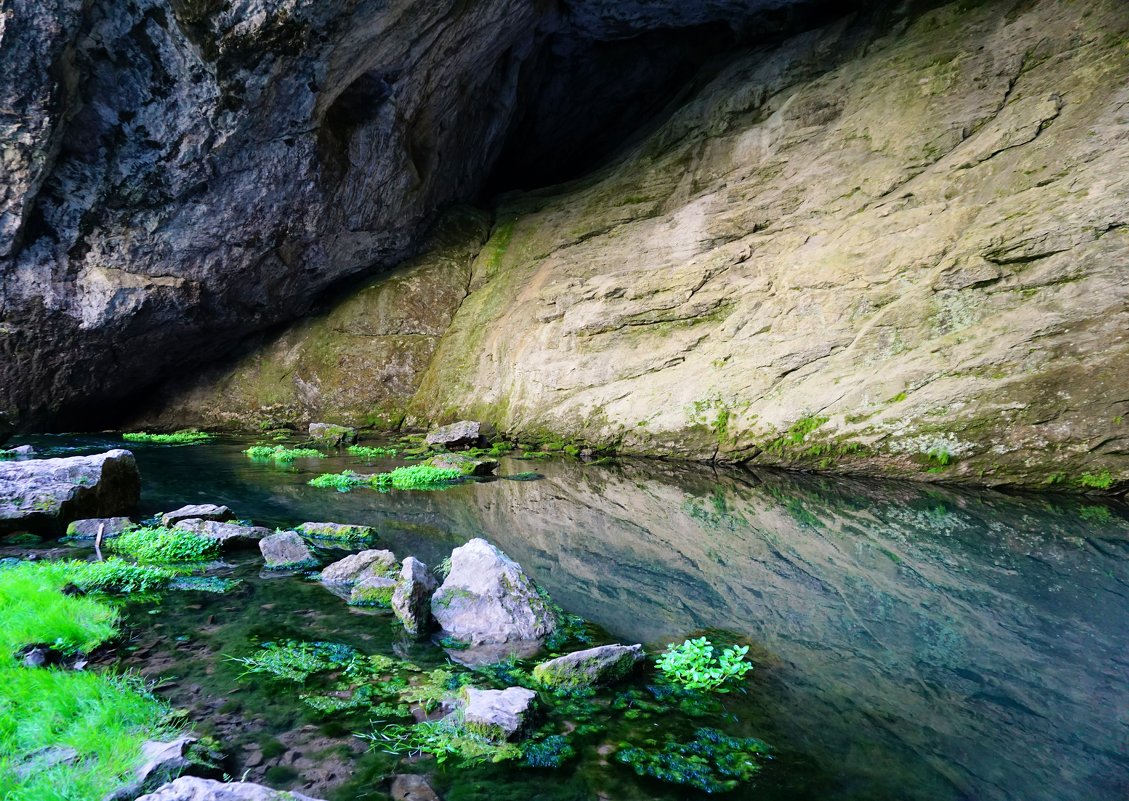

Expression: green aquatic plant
xmin=347 ymin=445 xmax=399 ymax=458
xmin=522 ymin=734 xmax=576 ymax=768
xmin=1078 ymin=470 xmax=1115 ymax=490
xmin=227 ymin=640 xmax=364 ymax=683
xmin=655 ymin=638 xmax=752 ymax=692
xmin=506 ymin=471 xmax=543 ymax=481
xmin=61 ymin=560 xmax=175 ymax=594
xmin=307 ymin=470 xmax=368 ymax=491
xmin=372 ymin=464 xmax=464 ymax=490
xmin=365 ymin=720 xmax=522 ymax=766
xmin=122 ymin=430 xmax=212 ymax=444
xmin=110 ymin=526 xmax=219 ymax=563
xmin=614 ymin=727 xmax=769 ymax=793
xmin=244 ymin=444 xmax=325 ymax=462
xmin=168 ymin=576 xmax=242 ymax=593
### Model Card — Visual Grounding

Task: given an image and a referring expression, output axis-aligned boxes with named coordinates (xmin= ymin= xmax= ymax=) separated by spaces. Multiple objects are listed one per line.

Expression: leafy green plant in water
xmin=244 ymin=444 xmax=325 ymax=462
xmin=523 ymin=734 xmax=576 ymax=768
xmin=347 ymin=445 xmax=398 ymax=459
xmin=109 ymin=526 xmax=219 ymax=563
xmin=365 ymin=719 xmax=522 ymax=766
xmin=1078 ymin=470 xmax=1114 ymax=490
xmin=308 ymin=470 xmax=368 ymax=491
xmin=506 ymin=471 xmax=543 ymax=481
xmin=655 ymin=638 xmax=752 ymax=692
xmin=615 ymin=727 xmax=770 ymax=793
xmin=122 ymin=430 xmax=212 ymax=444
xmin=61 ymin=559 xmax=175 ymax=593
xmin=227 ymin=640 xmax=364 ymax=683
xmin=168 ymin=576 xmax=242 ymax=593
xmin=371 ymin=465 xmax=464 ymax=490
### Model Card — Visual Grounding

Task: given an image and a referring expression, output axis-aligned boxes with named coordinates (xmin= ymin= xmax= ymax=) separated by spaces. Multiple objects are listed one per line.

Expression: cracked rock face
xmin=0 ymin=0 xmax=834 ymax=429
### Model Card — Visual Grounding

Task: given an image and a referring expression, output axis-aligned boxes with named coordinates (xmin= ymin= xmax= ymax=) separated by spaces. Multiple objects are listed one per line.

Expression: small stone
xmin=427 ymin=453 xmax=498 ymax=476
xmin=390 ymin=774 xmax=441 ymax=801
xmin=462 ymin=686 xmax=537 ymax=741
xmin=296 ymin=521 xmax=377 ymax=543
xmin=308 ymin=423 xmax=358 ymax=447
xmin=160 ymin=504 xmax=234 ymax=527
xmin=65 ymin=516 xmax=137 ymax=539
xmin=259 ymin=531 xmax=317 ymax=569
xmin=348 ymin=575 xmax=397 ymax=607
xmin=320 ymin=549 xmax=398 ymax=585
xmin=173 ymin=518 xmax=270 ymax=548
xmin=532 ymin=644 xmax=644 ymax=689
xmin=425 ymin=421 xmax=481 ymax=450
xmin=392 ymin=556 xmax=438 ymax=637
xmin=2 ymin=445 xmax=34 ymax=458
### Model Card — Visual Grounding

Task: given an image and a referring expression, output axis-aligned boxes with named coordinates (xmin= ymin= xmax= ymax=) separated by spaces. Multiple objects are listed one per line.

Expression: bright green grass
xmin=121 ymin=430 xmax=212 ymax=444
xmin=0 ymin=562 xmax=174 ymax=799
xmin=347 ymin=445 xmax=398 ymax=458
xmin=109 ymin=526 xmax=219 ymax=563
xmin=308 ymin=470 xmax=368 ymax=491
xmin=61 ymin=560 xmax=175 ymax=594
xmin=244 ymin=444 xmax=325 ymax=462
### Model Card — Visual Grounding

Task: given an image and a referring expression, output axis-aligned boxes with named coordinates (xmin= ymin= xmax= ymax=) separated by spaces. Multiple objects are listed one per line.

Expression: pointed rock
xmin=393 ymin=556 xmax=438 ymax=637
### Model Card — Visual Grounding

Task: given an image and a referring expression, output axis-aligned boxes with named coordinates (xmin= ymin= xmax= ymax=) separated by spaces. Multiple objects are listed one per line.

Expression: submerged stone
xmin=320 ymin=549 xmax=398 ymax=585
xmin=392 ymin=556 xmax=439 ymax=637
xmin=425 ymin=421 xmax=481 ymax=450
xmin=135 ymin=777 xmax=325 ymax=801
xmin=65 ymin=516 xmax=137 ymax=540
xmin=390 ymin=774 xmax=441 ymax=801
xmin=462 ymin=686 xmax=537 ymax=741
xmin=160 ymin=504 xmax=234 ymax=527
xmin=431 ymin=538 xmax=557 ymax=648
xmin=259 ymin=531 xmax=317 ymax=569
xmin=427 ymin=453 xmax=498 ymax=476
xmin=174 ymin=519 xmax=270 ymax=549
xmin=0 ymin=449 xmax=140 ymax=534
xmin=309 ymin=423 xmax=358 ymax=447
xmin=532 ymin=643 xmax=644 ymax=688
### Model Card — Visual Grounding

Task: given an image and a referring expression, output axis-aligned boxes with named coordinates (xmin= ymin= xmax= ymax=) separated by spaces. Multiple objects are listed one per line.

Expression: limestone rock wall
xmin=130 ymin=0 xmax=1129 ymax=489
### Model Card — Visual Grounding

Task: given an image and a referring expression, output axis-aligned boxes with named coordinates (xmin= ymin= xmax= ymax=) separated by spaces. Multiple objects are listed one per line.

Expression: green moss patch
xmin=122 ymin=430 xmax=212 ymax=445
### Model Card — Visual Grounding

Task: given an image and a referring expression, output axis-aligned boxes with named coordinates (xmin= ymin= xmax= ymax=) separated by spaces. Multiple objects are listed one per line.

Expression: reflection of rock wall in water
xmin=428 ymin=465 xmax=1129 ymax=801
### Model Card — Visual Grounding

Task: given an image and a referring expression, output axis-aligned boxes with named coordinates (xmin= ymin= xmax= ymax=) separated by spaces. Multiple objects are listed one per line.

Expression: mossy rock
xmin=532 ymin=643 xmax=644 ymax=689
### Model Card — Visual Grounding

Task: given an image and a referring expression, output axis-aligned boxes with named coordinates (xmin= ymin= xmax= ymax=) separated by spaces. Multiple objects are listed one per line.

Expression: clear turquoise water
xmin=12 ymin=434 xmax=1129 ymax=801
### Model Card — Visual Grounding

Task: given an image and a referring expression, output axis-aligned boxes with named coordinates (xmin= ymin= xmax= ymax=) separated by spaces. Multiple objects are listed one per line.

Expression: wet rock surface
xmin=65 ymin=516 xmax=136 ymax=539
xmin=161 ymin=505 xmax=235 ymax=527
xmin=0 ymin=449 xmax=140 ymax=533
xmin=307 ymin=424 xmax=356 ymax=447
xmin=431 ymin=538 xmax=556 ymax=648
xmin=427 ymin=453 xmax=498 ymax=477
xmin=392 ymin=556 xmax=439 ymax=637
xmin=461 ymin=686 xmax=537 ymax=741
xmin=135 ymin=777 xmax=325 ymax=801
xmin=425 ymin=421 xmax=481 ymax=451
xmin=259 ymin=531 xmax=316 ymax=570
xmin=173 ymin=519 xmax=271 ymax=549
xmin=319 ymin=549 xmax=397 ymax=585
xmin=532 ymin=643 xmax=644 ymax=688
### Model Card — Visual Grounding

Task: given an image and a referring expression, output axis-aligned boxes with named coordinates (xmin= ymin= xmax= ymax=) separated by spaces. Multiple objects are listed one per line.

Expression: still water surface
xmin=18 ymin=434 xmax=1129 ymax=801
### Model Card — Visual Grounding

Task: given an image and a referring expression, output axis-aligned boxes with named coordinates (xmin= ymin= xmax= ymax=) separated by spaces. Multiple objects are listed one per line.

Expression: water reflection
xmin=16 ymin=435 xmax=1129 ymax=800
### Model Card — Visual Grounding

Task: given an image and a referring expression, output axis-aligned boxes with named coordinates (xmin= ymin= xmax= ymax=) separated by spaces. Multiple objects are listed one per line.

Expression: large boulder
xmin=295 ymin=521 xmax=377 ymax=544
xmin=349 ymin=575 xmax=398 ymax=607
xmin=0 ymin=449 xmax=140 ymax=534
xmin=461 ymin=686 xmax=537 ymax=741
xmin=392 ymin=557 xmax=439 ymax=637
xmin=425 ymin=421 xmax=481 ymax=450
xmin=431 ymin=539 xmax=556 ymax=648
xmin=65 ymin=516 xmax=137 ymax=540
xmin=161 ymin=505 xmax=234 ymax=527
xmin=320 ymin=550 xmax=398 ymax=585
xmin=135 ymin=777 xmax=324 ymax=801
xmin=259 ymin=531 xmax=317 ymax=569
xmin=532 ymin=644 xmax=644 ymax=689
xmin=173 ymin=519 xmax=270 ymax=549
xmin=308 ymin=423 xmax=357 ymax=447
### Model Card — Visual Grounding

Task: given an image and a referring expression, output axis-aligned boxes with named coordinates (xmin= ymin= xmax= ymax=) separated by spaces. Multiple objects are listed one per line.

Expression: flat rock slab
xmin=431 ymin=538 xmax=556 ymax=647
xmin=161 ymin=504 xmax=234 ymax=526
xmin=532 ymin=643 xmax=644 ymax=688
xmin=425 ymin=421 xmax=480 ymax=450
xmin=296 ymin=521 xmax=377 ymax=543
xmin=321 ymin=549 xmax=397 ymax=585
xmin=136 ymin=777 xmax=325 ymax=801
xmin=174 ymin=519 xmax=271 ymax=549
xmin=65 ymin=516 xmax=137 ymax=540
xmin=0 ymin=449 xmax=140 ymax=534
xmin=462 ymin=686 xmax=537 ymax=740
xmin=427 ymin=453 xmax=498 ymax=476
xmin=259 ymin=531 xmax=317 ymax=569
